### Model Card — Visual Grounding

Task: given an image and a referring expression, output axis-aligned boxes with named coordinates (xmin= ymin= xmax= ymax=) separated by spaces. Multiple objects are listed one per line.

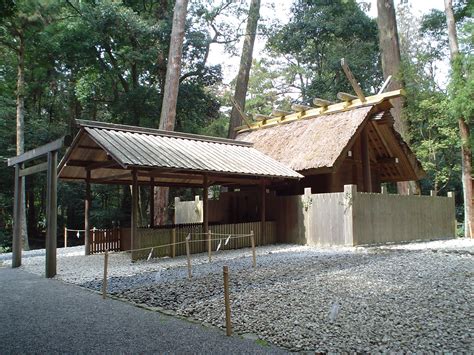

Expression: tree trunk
xmin=444 ymin=0 xmax=472 ymax=237
xmin=377 ymin=0 xmax=412 ymax=195
xmin=16 ymin=31 xmax=29 ymax=251
xmin=159 ymin=0 xmax=188 ymax=130
xmin=155 ymin=0 xmax=188 ymax=224
xmin=228 ymin=0 xmax=261 ymax=139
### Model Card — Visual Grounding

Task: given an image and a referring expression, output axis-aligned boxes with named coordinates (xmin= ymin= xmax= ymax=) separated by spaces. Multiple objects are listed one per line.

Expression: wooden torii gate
xmin=7 ymin=137 xmax=68 ymax=278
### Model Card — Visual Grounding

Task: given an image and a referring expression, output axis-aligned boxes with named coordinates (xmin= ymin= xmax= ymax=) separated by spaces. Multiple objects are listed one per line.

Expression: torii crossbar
xmin=7 ymin=137 xmax=68 ymax=278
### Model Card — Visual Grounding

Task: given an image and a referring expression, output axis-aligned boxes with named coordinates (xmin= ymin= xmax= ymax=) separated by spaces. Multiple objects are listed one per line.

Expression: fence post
xmin=102 ymin=249 xmax=109 ymax=299
xmin=208 ymin=230 xmax=212 ymax=263
xmin=185 ymin=234 xmax=192 ymax=279
xmin=447 ymin=191 xmax=456 ymax=236
xmin=430 ymin=190 xmax=437 ymax=197
xmin=250 ymin=230 xmax=256 ymax=268
xmin=223 ymin=265 xmax=232 ymax=336
xmin=64 ymin=227 xmax=67 ymax=248
xmin=171 ymin=228 xmax=176 ymax=258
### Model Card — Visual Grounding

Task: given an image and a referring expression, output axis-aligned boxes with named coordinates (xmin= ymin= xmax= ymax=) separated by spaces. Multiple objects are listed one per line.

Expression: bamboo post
xmin=64 ymin=227 xmax=67 ymax=248
xmin=102 ymin=249 xmax=109 ymax=299
xmin=208 ymin=229 xmax=212 ymax=263
xmin=223 ymin=265 xmax=232 ymax=336
xmin=185 ymin=234 xmax=192 ymax=279
xmin=250 ymin=230 xmax=256 ymax=268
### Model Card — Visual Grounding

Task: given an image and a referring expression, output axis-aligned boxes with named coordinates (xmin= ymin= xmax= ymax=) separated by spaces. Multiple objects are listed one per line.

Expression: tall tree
xmin=228 ymin=0 xmax=260 ymax=139
xmin=376 ymin=0 xmax=406 ymax=134
xmin=155 ymin=0 xmax=189 ymax=225
xmin=377 ymin=0 xmax=413 ymax=195
xmin=0 ymin=1 xmax=47 ymax=250
xmin=444 ymin=0 xmax=472 ymax=237
xmin=159 ymin=0 xmax=189 ymax=130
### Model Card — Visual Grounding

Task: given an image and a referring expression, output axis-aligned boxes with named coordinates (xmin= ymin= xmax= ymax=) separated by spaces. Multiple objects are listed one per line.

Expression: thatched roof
xmin=237 ymin=106 xmax=373 ymax=172
xmin=236 ymin=104 xmax=425 ymax=182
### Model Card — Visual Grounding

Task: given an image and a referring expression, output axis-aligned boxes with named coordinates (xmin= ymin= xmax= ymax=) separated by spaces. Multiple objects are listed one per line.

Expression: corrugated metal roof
xmin=72 ymin=120 xmax=302 ymax=179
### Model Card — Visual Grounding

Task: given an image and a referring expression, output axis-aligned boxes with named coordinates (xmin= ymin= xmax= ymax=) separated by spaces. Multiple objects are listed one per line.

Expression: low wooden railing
xmin=132 ymin=221 xmax=276 ymax=260
xmin=90 ymin=227 xmax=121 ymax=254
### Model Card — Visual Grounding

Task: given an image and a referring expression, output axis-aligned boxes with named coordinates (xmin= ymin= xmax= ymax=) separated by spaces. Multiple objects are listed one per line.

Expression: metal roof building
xmin=59 ymin=120 xmax=302 ymax=187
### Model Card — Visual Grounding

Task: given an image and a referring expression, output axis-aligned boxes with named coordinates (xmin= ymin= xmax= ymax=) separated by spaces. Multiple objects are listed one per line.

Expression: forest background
xmin=0 ymin=0 xmax=472 ymax=251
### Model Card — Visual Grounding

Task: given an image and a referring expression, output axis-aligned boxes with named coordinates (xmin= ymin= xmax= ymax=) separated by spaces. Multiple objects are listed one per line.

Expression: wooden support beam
xmin=340 ymin=58 xmax=366 ymax=102
xmin=203 ymin=175 xmax=209 ymax=259
xmin=8 ymin=136 xmax=69 ymax=166
xmin=230 ymin=96 xmax=252 ymax=128
xmin=12 ymin=164 xmax=22 ymax=268
xmin=45 ymin=151 xmax=58 ymax=278
xmin=271 ymin=109 xmax=292 ymax=117
xmin=291 ymin=103 xmax=313 ymax=112
xmin=361 ymin=128 xmax=373 ymax=192
xmin=131 ymin=169 xmax=139 ymax=255
xmin=260 ymin=180 xmax=266 ymax=246
xmin=92 ymin=172 xmax=132 ymax=183
xmin=19 ymin=162 xmax=48 ymax=177
xmin=378 ymin=75 xmax=392 ymax=94
xmin=66 ymin=160 xmax=118 ymax=170
xmin=150 ymin=177 xmax=155 ymax=228
xmin=84 ymin=170 xmax=91 ymax=256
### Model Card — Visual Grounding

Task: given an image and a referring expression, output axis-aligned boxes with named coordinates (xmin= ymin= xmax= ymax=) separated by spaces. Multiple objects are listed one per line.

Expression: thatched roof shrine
xmin=236 ymin=90 xmax=425 ymax=194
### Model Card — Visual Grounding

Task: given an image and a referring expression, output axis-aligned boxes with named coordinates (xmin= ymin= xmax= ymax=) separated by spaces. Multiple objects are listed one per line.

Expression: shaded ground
xmin=2 ymin=239 xmax=473 ymax=352
xmin=0 ymin=267 xmax=285 ymax=354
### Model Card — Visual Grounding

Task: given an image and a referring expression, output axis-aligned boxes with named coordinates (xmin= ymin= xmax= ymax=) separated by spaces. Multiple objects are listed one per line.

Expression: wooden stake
xmin=223 ymin=265 xmax=232 ymax=336
xmin=250 ymin=230 xmax=256 ymax=268
xmin=185 ymin=234 xmax=192 ymax=279
xmin=208 ymin=230 xmax=212 ymax=263
xmin=102 ymin=249 xmax=109 ymax=299
xmin=64 ymin=226 xmax=67 ymax=248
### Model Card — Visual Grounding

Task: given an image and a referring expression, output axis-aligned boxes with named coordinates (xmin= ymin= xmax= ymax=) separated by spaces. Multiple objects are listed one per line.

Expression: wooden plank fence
xmin=90 ymin=228 xmax=121 ymax=254
xmin=132 ymin=221 xmax=276 ymax=261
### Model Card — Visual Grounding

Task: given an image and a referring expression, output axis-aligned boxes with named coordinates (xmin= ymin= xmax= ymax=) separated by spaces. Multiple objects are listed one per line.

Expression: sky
xmin=207 ymin=0 xmax=448 ymax=86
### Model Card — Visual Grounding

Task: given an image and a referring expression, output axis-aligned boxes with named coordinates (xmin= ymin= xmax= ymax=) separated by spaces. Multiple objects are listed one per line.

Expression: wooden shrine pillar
xmin=45 ymin=151 xmax=58 ymax=278
xmin=203 ymin=175 xmax=209 ymax=257
xmin=84 ymin=170 xmax=91 ymax=255
xmin=361 ymin=128 xmax=373 ymax=192
xmin=260 ymin=180 xmax=266 ymax=246
xmin=131 ymin=169 xmax=139 ymax=254
xmin=150 ymin=177 xmax=155 ymax=227
xmin=12 ymin=163 xmax=22 ymax=268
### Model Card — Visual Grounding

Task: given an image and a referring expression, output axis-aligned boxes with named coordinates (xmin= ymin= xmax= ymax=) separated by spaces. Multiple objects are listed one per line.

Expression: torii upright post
xmin=7 ymin=137 xmax=67 ymax=278
xmin=45 ymin=151 xmax=58 ymax=278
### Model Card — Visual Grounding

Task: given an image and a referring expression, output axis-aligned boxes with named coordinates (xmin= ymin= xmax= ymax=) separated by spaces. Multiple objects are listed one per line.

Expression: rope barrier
xmin=109 ymin=232 xmax=253 ymax=255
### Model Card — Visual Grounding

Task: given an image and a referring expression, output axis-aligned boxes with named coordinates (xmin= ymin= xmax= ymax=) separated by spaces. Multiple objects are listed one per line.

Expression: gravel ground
xmin=2 ymin=238 xmax=473 ymax=352
xmin=0 ymin=267 xmax=285 ymax=354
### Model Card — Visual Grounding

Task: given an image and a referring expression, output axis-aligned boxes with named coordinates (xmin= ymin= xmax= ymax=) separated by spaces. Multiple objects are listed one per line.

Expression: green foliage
xmin=0 ymin=0 xmax=232 ymax=248
xmin=265 ymin=0 xmax=382 ymax=104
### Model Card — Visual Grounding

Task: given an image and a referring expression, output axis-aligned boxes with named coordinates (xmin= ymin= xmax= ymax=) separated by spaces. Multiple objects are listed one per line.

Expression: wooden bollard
xmin=223 ymin=265 xmax=232 ymax=336
xmin=64 ymin=227 xmax=67 ymax=248
xmin=250 ymin=230 xmax=256 ymax=268
xmin=185 ymin=234 xmax=192 ymax=279
xmin=102 ymin=249 xmax=109 ymax=299
xmin=208 ymin=230 xmax=212 ymax=263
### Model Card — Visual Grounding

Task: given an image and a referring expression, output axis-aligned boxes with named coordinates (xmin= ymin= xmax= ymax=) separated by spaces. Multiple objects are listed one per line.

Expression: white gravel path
xmin=2 ymin=238 xmax=473 ymax=352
